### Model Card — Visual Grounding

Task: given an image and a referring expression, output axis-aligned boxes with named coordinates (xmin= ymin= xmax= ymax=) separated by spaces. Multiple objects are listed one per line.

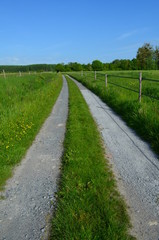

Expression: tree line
xmin=56 ymin=43 xmax=159 ymax=72
xmin=55 ymin=43 xmax=159 ymax=72
xmin=0 ymin=64 xmax=56 ymax=73
xmin=1 ymin=43 xmax=159 ymax=73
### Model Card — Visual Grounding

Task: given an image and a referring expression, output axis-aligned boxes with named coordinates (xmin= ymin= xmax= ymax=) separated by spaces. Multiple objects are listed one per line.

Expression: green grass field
xmin=50 ymin=77 xmax=135 ymax=240
xmin=0 ymin=73 xmax=62 ymax=190
xmin=69 ymin=70 xmax=159 ymax=156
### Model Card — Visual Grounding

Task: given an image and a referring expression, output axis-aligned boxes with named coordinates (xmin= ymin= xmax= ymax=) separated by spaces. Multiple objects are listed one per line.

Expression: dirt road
xmin=68 ymin=75 xmax=159 ymax=240
xmin=0 ymin=74 xmax=159 ymax=240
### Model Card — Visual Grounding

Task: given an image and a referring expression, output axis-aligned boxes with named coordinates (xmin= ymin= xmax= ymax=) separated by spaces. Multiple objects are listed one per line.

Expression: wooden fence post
xmin=139 ymin=72 xmax=142 ymax=102
xmin=105 ymin=74 xmax=108 ymax=88
xmin=19 ymin=71 xmax=22 ymax=77
xmin=3 ymin=69 xmax=6 ymax=79
xmin=95 ymin=71 xmax=96 ymax=80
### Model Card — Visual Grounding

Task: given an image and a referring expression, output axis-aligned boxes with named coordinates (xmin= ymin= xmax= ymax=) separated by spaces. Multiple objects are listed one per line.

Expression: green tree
xmin=136 ymin=43 xmax=154 ymax=70
xmin=120 ymin=59 xmax=131 ymax=70
xmin=111 ymin=59 xmax=121 ymax=70
xmin=64 ymin=64 xmax=71 ymax=72
xmin=82 ymin=63 xmax=92 ymax=71
xmin=154 ymin=46 xmax=159 ymax=70
xmin=130 ymin=58 xmax=137 ymax=70
xmin=55 ymin=64 xmax=65 ymax=72
xmin=103 ymin=63 xmax=110 ymax=70
xmin=92 ymin=60 xmax=103 ymax=71
xmin=67 ymin=62 xmax=83 ymax=71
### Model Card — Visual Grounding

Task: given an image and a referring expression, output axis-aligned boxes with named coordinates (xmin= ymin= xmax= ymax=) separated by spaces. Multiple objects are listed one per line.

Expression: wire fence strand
xmin=94 ymin=72 xmax=159 ymax=101
xmin=108 ymin=74 xmax=139 ymax=80
xmin=108 ymin=81 xmax=139 ymax=94
xmin=142 ymin=77 xmax=159 ymax=83
xmin=76 ymin=71 xmax=159 ymax=101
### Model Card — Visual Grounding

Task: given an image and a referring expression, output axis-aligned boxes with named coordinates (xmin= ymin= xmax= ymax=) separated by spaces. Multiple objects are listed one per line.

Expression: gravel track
xmin=0 ymin=76 xmax=68 ymax=240
xmin=68 ymin=75 xmax=159 ymax=240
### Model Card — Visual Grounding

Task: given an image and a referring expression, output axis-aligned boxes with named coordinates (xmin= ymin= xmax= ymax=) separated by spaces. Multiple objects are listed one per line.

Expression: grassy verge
xmin=50 ymin=77 xmax=134 ymax=240
xmin=69 ymin=71 xmax=159 ymax=156
xmin=0 ymin=73 xmax=62 ymax=190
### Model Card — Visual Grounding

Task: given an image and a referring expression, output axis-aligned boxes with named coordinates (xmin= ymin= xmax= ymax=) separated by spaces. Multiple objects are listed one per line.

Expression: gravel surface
xmin=68 ymin=75 xmax=159 ymax=240
xmin=0 ymin=76 xmax=68 ymax=240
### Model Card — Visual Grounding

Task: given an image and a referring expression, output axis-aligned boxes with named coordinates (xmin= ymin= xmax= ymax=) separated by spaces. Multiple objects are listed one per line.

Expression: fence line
xmin=108 ymin=81 xmax=139 ymax=94
xmin=96 ymin=73 xmax=105 ymax=77
xmin=93 ymin=71 xmax=159 ymax=102
xmin=105 ymin=74 xmax=108 ymax=88
xmin=3 ymin=70 xmax=6 ymax=79
xmin=139 ymin=72 xmax=142 ymax=102
xmin=108 ymin=74 xmax=139 ymax=80
xmin=95 ymin=72 xmax=139 ymax=80
xmin=142 ymin=77 xmax=159 ymax=83
xmin=72 ymin=71 xmax=159 ymax=101
xmin=0 ymin=71 xmax=53 ymax=79
xmin=95 ymin=71 xmax=159 ymax=82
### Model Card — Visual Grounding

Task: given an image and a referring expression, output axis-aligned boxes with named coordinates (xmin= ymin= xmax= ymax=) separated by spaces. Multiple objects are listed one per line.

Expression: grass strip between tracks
xmin=50 ymin=76 xmax=135 ymax=240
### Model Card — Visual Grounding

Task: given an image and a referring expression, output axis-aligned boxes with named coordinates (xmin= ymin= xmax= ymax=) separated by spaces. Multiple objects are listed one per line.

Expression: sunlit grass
xmin=0 ymin=73 xmax=62 ymax=190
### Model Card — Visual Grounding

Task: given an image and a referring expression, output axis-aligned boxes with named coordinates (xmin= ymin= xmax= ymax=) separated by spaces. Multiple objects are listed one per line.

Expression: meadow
xmin=69 ymin=70 xmax=159 ymax=156
xmin=0 ymin=73 xmax=62 ymax=190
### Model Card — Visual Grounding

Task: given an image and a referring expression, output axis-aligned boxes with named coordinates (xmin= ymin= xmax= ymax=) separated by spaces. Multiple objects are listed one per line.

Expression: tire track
xmin=0 ymin=76 xmax=68 ymax=240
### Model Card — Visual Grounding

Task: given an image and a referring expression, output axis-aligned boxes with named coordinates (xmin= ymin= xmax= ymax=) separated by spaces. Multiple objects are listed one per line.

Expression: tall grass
xmin=0 ymin=73 xmax=62 ymax=190
xmin=69 ymin=71 xmax=159 ymax=156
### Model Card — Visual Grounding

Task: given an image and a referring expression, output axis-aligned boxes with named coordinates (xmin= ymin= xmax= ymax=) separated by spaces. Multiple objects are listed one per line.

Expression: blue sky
xmin=0 ymin=0 xmax=159 ymax=65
